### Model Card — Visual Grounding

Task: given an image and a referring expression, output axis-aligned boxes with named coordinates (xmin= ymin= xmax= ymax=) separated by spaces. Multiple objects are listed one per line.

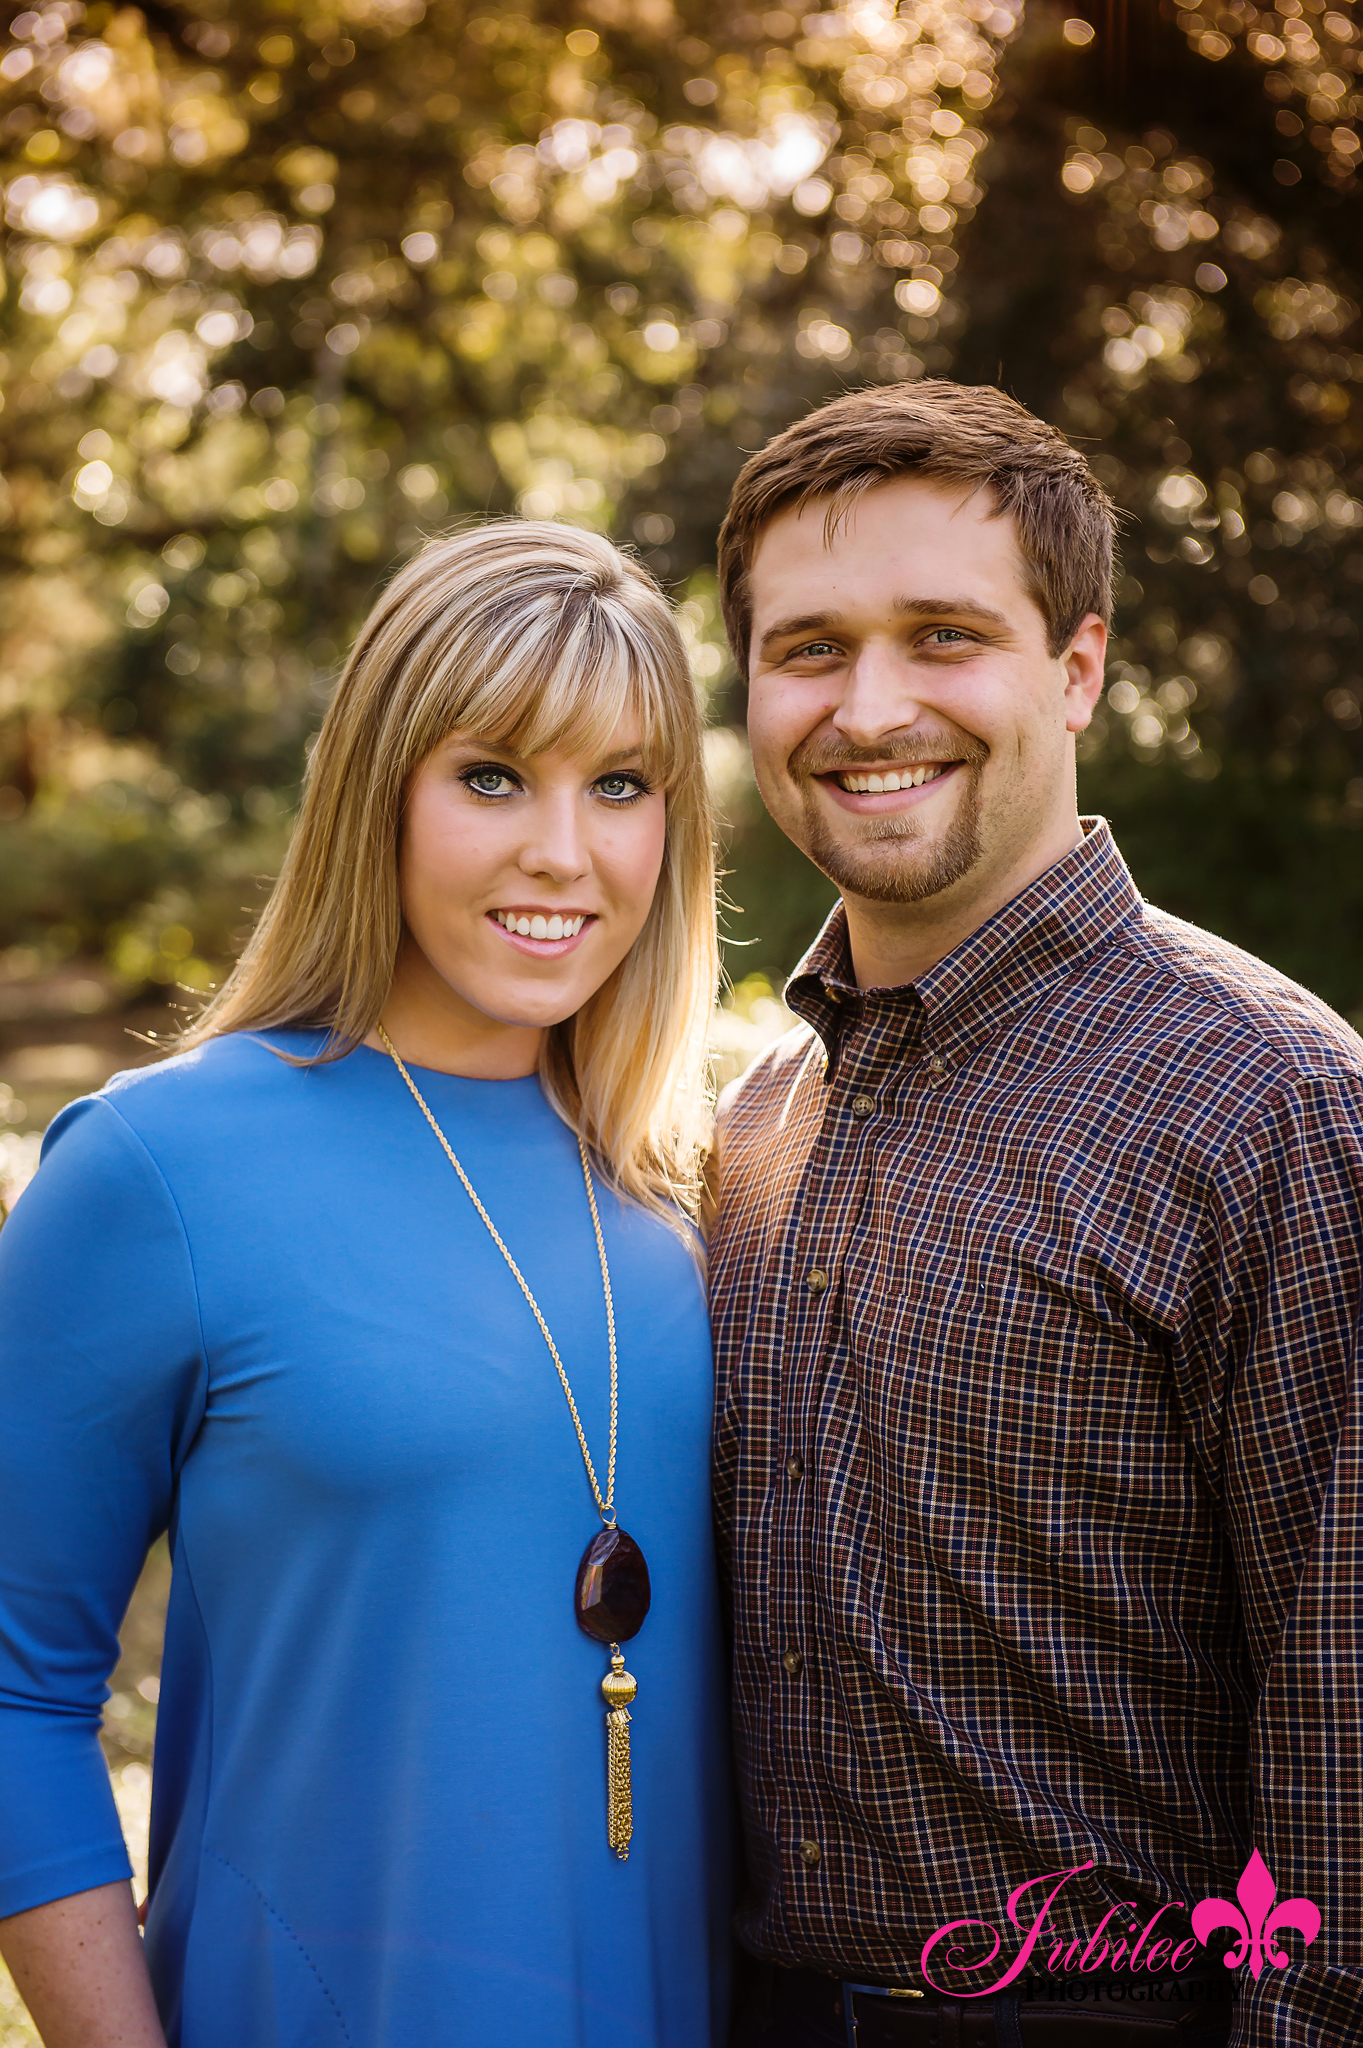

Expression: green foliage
xmin=0 ymin=0 xmax=1360 ymax=1013
xmin=957 ymin=3 xmax=1363 ymax=1015
xmin=0 ymin=0 xmax=1013 ymax=978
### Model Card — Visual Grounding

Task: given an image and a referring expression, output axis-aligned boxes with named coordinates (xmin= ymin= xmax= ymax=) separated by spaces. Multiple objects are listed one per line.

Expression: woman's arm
xmin=0 ymin=1882 xmax=166 ymax=2048
xmin=0 ymin=1101 xmax=207 ymax=2017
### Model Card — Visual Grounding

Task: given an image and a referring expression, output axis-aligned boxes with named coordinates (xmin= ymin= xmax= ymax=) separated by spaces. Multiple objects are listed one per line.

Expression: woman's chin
xmin=458 ymin=971 xmax=599 ymax=1034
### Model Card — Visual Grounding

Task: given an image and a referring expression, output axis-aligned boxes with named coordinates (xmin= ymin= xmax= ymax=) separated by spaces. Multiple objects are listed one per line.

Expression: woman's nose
xmin=517 ymin=793 xmax=592 ymax=881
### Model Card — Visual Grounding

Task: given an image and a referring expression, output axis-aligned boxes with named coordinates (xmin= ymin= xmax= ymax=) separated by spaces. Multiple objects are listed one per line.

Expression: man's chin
xmin=812 ymin=843 xmax=979 ymax=905
xmin=801 ymin=804 xmax=983 ymax=908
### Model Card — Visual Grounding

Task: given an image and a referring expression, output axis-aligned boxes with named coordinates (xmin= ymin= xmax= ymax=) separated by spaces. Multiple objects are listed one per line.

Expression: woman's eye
xmin=595 ymin=772 xmax=650 ymax=803
xmin=462 ymin=766 xmax=519 ymax=797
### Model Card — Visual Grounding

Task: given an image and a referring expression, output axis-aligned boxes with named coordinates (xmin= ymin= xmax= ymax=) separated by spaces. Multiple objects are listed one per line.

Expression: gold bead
xmin=602 ymin=1666 xmax=638 ymax=1709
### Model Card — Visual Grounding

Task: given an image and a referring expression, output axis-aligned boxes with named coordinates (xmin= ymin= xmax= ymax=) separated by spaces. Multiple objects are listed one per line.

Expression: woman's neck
xmin=368 ymin=944 xmax=544 ymax=1078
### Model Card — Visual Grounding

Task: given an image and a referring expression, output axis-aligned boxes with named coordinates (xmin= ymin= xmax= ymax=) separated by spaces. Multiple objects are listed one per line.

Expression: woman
xmin=0 ymin=523 xmax=730 ymax=2047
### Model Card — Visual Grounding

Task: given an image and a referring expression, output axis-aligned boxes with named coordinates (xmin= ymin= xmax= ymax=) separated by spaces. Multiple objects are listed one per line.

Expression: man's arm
xmin=1192 ymin=1071 xmax=1363 ymax=2044
xmin=0 ymin=1882 xmax=166 ymax=2048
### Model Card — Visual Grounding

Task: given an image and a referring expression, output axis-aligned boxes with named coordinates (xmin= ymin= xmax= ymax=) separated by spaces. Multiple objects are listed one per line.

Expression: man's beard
xmin=793 ymin=737 xmax=988 ymax=906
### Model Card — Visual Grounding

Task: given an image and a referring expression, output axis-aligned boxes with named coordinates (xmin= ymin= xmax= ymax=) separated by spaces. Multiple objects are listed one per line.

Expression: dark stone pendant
xmin=575 ymin=1527 xmax=651 ymax=1645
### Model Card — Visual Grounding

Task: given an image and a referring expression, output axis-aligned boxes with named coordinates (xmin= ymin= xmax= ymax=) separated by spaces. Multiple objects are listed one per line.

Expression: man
xmin=709 ymin=381 xmax=1363 ymax=2048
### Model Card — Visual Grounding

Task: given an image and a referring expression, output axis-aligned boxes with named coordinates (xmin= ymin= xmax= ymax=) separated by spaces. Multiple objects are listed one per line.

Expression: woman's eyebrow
xmin=443 ymin=738 xmax=648 ymax=769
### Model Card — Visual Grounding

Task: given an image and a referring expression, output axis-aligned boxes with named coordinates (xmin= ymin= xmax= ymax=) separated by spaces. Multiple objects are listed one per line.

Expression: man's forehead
xmin=747 ymin=473 xmax=1029 ymax=611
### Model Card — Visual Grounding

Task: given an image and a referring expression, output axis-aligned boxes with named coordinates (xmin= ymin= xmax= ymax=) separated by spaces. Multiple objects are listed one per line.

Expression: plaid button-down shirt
xmin=711 ymin=821 xmax=1363 ymax=2043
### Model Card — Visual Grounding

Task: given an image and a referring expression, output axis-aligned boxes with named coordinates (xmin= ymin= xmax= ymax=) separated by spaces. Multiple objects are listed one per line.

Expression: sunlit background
xmin=0 ymin=0 xmax=1360 ymax=2032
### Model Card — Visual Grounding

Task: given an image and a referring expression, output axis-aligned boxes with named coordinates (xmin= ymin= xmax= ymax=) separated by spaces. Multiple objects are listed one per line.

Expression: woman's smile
xmin=489 ymin=907 xmax=595 ymax=953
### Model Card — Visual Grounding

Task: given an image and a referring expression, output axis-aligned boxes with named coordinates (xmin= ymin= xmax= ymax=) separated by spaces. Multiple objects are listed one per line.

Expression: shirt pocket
xmin=852 ymin=1276 xmax=1096 ymax=1568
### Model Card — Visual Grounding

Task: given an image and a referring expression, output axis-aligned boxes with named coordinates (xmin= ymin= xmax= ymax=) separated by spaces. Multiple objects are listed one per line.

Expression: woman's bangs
xmin=442 ymin=599 xmax=689 ymax=782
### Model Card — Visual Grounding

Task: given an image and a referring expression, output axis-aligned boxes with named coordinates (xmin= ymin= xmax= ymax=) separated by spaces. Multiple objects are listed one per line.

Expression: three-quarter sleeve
xmin=0 ymin=1095 xmax=207 ymax=1919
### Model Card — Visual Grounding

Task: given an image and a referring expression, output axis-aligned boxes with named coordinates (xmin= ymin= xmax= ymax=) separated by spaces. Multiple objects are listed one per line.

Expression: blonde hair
xmin=181 ymin=520 xmax=718 ymax=1221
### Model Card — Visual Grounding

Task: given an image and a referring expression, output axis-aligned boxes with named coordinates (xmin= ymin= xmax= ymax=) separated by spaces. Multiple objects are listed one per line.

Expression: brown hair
xmin=179 ymin=520 xmax=718 ymax=1224
xmin=717 ymin=380 xmax=1118 ymax=666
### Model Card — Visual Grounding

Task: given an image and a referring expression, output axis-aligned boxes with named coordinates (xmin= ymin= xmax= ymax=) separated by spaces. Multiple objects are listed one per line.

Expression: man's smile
xmin=814 ymin=759 xmax=965 ymax=808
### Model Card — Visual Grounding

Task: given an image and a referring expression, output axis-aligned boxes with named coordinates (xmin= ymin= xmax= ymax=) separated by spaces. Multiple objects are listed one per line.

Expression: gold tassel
xmin=601 ymin=1648 xmax=638 ymax=1860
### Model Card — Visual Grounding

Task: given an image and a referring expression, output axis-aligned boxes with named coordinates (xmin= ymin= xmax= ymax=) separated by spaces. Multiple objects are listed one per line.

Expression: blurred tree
xmin=0 ymin=0 xmax=1013 ymax=992
xmin=0 ymin=0 xmax=1359 ymax=1014
xmin=949 ymin=0 xmax=1363 ymax=1015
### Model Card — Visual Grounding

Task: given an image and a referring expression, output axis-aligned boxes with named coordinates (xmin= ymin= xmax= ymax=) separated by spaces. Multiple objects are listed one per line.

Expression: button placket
xmin=766 ymin=1013 xmax=881 ymax=1897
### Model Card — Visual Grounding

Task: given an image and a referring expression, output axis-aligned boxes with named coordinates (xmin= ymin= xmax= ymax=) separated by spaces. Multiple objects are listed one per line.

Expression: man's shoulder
xmin=1116 ymin=903 xmax=1363 ymax=1089
xmin=717 ymin=1020 xmax=824 ymax=1126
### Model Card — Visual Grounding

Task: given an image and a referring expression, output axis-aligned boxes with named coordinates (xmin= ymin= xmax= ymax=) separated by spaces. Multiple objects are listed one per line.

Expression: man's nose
xmin=832 ymin=643 xmax=928 ymax=750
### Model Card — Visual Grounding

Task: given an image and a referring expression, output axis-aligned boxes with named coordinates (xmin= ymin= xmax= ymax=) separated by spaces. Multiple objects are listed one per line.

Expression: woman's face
xmin=392 ymin=716 xmax=668 ymax=1052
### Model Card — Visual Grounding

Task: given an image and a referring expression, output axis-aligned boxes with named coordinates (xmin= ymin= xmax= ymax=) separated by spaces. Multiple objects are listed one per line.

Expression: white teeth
xmin=495 ymin=912 xmax=585 ymax=939
xmin=841 ymin=765 xmax=947 ymax=793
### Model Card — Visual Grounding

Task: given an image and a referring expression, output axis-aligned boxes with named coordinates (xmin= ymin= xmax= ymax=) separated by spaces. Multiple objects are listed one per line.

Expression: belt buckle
xmin=842 ymin=1979 xmax=924 ymax=2048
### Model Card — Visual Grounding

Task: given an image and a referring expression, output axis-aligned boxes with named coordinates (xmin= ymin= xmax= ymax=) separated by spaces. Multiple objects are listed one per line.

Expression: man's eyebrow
xmin=757 ymin=612 xmax=840 ymax=656
xmin=894 ymin=595 xmax=1011 ymax=629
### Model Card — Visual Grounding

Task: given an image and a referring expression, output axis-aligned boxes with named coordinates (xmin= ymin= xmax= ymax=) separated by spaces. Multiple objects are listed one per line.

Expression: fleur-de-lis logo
xmin=1191 ymin=1849 xmax=1321 ymax=1981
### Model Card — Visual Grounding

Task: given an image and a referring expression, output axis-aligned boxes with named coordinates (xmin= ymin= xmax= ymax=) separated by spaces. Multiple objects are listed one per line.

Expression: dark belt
xmin=755 ymin=1962 xmax=1237 ymax=2048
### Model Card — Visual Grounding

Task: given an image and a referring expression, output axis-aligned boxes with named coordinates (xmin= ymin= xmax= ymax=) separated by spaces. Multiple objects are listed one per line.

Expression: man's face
xmin=744 ymin=475 xmax=1106 ymax=917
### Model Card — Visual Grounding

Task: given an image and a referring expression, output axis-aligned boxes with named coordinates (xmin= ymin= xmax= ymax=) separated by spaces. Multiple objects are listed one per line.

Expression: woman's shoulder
xmin=600 ymin=1178 xmax=707 ymax=1303
xmin=46 ymin=1029 xmax=331 ymax=1167
xmin=107 ymin=1019 xmax=325 ymax=1089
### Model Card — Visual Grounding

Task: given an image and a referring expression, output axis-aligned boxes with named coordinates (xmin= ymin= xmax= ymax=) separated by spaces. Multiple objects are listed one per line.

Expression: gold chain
xmin=377 ymin=1022 xmax=619 ymax=1524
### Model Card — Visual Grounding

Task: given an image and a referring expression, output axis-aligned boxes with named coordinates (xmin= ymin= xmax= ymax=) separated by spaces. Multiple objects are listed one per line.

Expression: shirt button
xmin=925 ymin=1052 xmax=946 ymax=1075
xmin=798 ymin=1838 xmax=822 ymax=1866
xmin=851 ymin=1094 xmax=875 ymax=1119
xmin=806 ymin=1268 xmax=829 ymax=1295
xmin=781 ymin=1649 xmax=804 ymax=1675
xmin=785 ymin=1451 xmax=805 ymax=1481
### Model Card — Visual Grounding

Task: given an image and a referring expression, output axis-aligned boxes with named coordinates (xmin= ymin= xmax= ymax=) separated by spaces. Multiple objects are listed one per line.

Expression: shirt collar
xmin=786 ymin=818 xmax=1143 ymax=1061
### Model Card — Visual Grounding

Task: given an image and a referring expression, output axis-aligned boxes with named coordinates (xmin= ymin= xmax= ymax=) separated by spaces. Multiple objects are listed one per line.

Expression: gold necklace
xmin=378 ymin=1022 xmax=648 ymax=1860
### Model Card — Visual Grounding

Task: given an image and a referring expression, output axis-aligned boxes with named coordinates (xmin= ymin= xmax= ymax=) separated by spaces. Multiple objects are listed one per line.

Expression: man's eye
xmin=923 ymin=628 xmax=969 ymax=648
xmin=793 ymin=640 xmax=840 ymax=659
xmin=462 ymin=766 xmax=519 ymax=797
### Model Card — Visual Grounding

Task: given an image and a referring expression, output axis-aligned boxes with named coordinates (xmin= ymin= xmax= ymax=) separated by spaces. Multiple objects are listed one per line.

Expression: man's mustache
xmin=790 ymin=731 xmax=990 ymax=778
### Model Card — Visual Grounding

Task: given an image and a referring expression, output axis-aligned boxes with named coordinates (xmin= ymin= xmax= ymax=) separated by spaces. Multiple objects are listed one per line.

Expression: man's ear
xmin=1062 ymin=614 xmax=1109 ymax=732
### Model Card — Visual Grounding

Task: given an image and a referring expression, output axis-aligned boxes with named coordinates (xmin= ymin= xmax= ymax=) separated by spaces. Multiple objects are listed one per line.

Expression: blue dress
xmin=0 ymin=1033 xmax=731 ymax=2047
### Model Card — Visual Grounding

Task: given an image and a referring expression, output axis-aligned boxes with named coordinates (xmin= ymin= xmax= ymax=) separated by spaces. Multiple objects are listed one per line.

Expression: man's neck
xmin=842 ymin=818 xmax=1088 ymax=991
